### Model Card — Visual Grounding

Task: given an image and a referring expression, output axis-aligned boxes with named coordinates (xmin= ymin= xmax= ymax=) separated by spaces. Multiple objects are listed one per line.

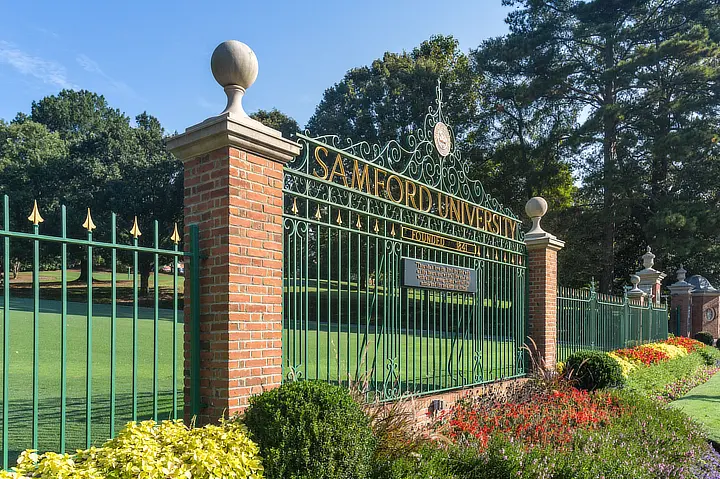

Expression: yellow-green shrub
xmin=642 ymin=343 xmax=687 ymax=360
xmin=608 ymin=352 xmax=639 ymax=378
xmin=3 ymin=419 xmax=263 ymax=479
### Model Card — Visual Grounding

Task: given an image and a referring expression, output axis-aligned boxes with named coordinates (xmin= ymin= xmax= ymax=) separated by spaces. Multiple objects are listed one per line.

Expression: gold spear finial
xmin=390 ymin=224 xmax=396 ymax=237
xmin=374 ymin=219 xmax=379 ymax=234
xmin=356 ymin=216 xmax=362 ymax=229
xmin=171 ymin=223 xmax=181 ymax=244
xmin=130 ymin=216 xmax=142 ymax=239
xmin=314 ymin=206 xmax=322 ymax=221
xmin=27 ymin=200 xmax=44 ymax=226
xmin=336 ymin=210 xmax=343 ymax=225
xmin=82 ymin=208 xmax=96 ymax=232
xmin=291 ymin=198 xmax=299 ymax=215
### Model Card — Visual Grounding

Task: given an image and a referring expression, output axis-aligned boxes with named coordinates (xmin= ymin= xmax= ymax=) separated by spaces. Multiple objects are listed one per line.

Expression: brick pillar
xmin=524 ymin=197 xmax=564 ymax=370
xmin=691 ymin=292 xmax=720 ymax=337
xmin=669 ymin=265 xmax=694 ymax=337
xmin=167 ymin=41 xmax=300 ymax=424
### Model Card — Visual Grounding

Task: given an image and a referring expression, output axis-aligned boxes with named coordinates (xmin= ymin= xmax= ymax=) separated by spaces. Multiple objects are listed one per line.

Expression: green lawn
xmin=0 ymin=297 xmax=183 ymax=466
xmin=284 ymin=327 xmax=523 ymax=397
xmin=670 ymin=371 xmax=720 ymax=443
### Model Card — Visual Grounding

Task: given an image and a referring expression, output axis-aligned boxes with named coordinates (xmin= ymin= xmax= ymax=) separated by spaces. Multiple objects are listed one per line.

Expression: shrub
xmin=565 ymin=350 xmax=624 ymax=390
xmin=697 ymin=346 xmax=720 ymax=366
xmin=3 ymin=419 xmax=263 ymax=479
xmin=695 ymin=331 xmax=715 ymax=346
xmin=607 ymin=352 xmax=638 ymax=378
xmin=244 ymin=380 xmax=375 ymax=479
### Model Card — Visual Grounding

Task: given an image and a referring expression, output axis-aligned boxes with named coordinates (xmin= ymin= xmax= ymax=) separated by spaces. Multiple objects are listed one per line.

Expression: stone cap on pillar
xmin=167 ymin=40 xmax=300 ymax=163
xmin=669 ymin=264 xmax=694 ymax=296
xmin=523 ymin=197 xmax=564 ymax=251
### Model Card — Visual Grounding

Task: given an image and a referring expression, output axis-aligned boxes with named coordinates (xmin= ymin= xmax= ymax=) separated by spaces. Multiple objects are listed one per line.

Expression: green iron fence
xmin=283 ymin=86 xmax=528 ymax=401
xmin=557 ymin=284 xmax=669 ymax=363
xmin=0 ymin=196 xmax=199 ymax=468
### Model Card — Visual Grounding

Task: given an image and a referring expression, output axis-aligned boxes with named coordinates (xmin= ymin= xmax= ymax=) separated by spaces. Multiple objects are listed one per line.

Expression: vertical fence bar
xmin=60 ymin=207 xmax=68 ymax=452
xmin=172 ymin=239 xmax=179 ymax=420
xmin=85 ymin=227 xmax=93 ymax=448
xmin=2 ymin=195 xmax=9 ymax=470
xmin=110 ymin=214 xmax=117 ymax=436
xmin=132 ymin=232 xmax=138 ymax=421
xmin=32 ymin=218 xmax=40 ymax=450
xmin=153 ymin=221 xmax=159 ymax=421
xmin=189 ymin=225 xmax=201 ymax=418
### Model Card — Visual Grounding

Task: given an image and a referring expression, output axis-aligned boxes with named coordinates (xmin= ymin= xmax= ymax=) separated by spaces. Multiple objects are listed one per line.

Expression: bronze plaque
xmin=402 ymin=258 xmax=477 ymax=293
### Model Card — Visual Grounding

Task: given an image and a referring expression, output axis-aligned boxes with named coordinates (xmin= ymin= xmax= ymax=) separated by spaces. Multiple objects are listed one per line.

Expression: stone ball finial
xmin=630 ymin=274 xmax=640 ymax=287
xmin=210 ymin=40 xmax=259 ymax=117
xmin=525 ymin=197 xmax=548 ymax=237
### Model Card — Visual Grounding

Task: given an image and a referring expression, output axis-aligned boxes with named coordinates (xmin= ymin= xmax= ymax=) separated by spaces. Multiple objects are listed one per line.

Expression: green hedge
xmin=565 ymin=350 xmax=624 ymax=390
xmin=244 ymin=381 xmax=375 ymax=479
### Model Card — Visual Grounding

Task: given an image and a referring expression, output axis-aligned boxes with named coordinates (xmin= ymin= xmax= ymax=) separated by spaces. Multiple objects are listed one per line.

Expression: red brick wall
xmin=526 ymin=245 xmax=558 ymax=369
xmin=183 ymin=145 xmax=284 ymax=424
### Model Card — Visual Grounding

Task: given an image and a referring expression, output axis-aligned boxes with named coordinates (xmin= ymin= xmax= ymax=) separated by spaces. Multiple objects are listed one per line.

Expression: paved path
xmin=671 ymin=371 xmax=720 ymax=443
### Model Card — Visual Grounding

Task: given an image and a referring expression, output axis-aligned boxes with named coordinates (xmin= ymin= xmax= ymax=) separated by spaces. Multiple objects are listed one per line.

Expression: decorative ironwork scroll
xmin=283 ymin=85 xmax=527 ymax=400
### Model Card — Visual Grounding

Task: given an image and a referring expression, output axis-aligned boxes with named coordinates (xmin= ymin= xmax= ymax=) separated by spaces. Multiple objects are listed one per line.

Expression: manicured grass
xmin=284 ymin=327 xmax=522 ymax=396
xmin=671 ymin=371 xmax=720 ymax=443
xmin=0 ymin=297 xmax=183 ymax=466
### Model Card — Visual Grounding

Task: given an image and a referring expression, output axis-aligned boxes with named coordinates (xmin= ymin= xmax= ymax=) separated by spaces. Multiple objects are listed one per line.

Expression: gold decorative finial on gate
xmin=130 ymin=216 xmax=142 ymax=239
xmin=356 ymin=216 xmax=362 ymax=229
xmin=390 ymin=224 xmax=396 ymax=237
xmin=27 ymin=200 xmax=44 ymax=226
xmin=314 ymin=206 xmax=322 ymax=220
xmin=336 ymin=210 xmax=343 ymax=225
xmin=373 ymin=219 xmax=379 ymax=234
xmin=171 ymin=223 xmax=181 ymax=244
xmin=82 ymin=208 xmax=96 ymax=232
xmin=291 ymin=198 xmax=299 ymax=215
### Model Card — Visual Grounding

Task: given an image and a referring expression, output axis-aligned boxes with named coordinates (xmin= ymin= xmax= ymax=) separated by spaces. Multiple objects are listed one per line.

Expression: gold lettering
xmin=438 ymin=192 xmax=449 ymax=218
xmin=464 ymin=203 xmax=476 ymax=228
xmin=374 ymin=168 xmax=387 ymax=197
xmin=449 ymin=197 xmax=462 ymax=223
xmin=351 ymin=160 xmax=371 ymax=193
xmin=387 ymin=175 xmax=404 ymax=203
xmin=484 ymin=210 xmax=493 ymax=233
xmin=328 ymin=154 xmax=348 ymax=187
xmin=405 ymin=180 xmax=418 ymax=209
xmin=419 ymin=185 xmax=433 ymax=212
xmin=492 ymin=214 xmax=501 ymax=234
xmin=313 ymin=146 xmax=329 ymax=180
xmin=508 ymin=220 xmax=517 ymax=239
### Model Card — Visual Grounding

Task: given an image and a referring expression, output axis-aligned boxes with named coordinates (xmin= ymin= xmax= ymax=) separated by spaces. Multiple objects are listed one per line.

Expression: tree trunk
xmin=77 ymin=258 xmax=88 ymax=283
xmin=600 ymin=35 xmax=617 ymax=294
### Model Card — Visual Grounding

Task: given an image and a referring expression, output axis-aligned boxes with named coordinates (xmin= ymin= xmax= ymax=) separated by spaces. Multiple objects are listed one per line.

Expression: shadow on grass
xmin=1 ymin=390 xmax=182 ymax=468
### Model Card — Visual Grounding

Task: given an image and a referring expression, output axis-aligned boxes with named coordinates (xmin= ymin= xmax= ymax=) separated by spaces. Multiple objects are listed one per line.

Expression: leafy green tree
xmin=0 ymin=120 xmax=68 ymax=275
xmin=306 ymin=35 xmax=481 ymax=144
xmin=502 ymin=0 xmax=720 ymax=291
xmin=250 ymin=109 xmax=300 ymax=139
xmin=469 ymin=34 xmax=577 ymax=215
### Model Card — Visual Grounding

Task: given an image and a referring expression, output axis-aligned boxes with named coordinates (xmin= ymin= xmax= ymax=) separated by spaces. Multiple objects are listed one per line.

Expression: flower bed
xmin=425 ymin=385 xmax=720 ymax=479
xmin=436 ymin=386 xmax=627 ymax=450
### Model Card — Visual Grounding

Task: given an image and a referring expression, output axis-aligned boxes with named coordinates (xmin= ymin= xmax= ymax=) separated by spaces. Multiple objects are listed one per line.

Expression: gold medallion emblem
xmin=433 ymin=122 xmax=451 ymax=157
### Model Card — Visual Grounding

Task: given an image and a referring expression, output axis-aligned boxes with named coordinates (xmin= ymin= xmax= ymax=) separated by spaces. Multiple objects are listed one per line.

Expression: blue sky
xmin=0 ymin=0 xmax=511 ymax=133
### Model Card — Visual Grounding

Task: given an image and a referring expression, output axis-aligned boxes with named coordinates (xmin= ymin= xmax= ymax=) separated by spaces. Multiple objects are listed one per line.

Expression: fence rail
xmin=557 ymin=284 xmax=669 ymax=363
xmin=0 ymin=196 xmax=196 ymax=468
